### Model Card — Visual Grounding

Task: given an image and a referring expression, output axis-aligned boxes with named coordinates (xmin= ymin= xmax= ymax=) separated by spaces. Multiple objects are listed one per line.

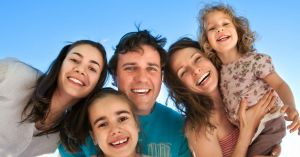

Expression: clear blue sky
xmin=1 ymin=0 xmax=299 ymax=156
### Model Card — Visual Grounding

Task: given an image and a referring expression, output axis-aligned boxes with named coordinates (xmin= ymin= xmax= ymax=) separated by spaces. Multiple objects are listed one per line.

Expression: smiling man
xmin=108 ymin=29 xmax=191 ymax=157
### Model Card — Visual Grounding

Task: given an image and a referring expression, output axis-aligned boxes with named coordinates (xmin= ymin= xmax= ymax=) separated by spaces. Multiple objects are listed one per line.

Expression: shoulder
xmin=0 ymin=57 xmax=41 ymax=78
xmin=247 ymin=52 xmax=272 ymax=61
xmin=0 ymin=58 xmax=41 ymax=86
xmin=155 ymin=102 xmax=183 ymax=119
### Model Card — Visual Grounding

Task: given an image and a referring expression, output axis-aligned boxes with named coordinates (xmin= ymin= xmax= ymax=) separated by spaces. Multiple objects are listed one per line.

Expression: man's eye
xmin=148 ymin=67 xmax=158 ymax=72
xmin=124 ymin=67 xmax=135 ymax=71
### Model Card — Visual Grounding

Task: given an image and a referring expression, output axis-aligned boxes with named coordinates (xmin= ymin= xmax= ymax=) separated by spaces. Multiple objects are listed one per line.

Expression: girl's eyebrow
xmin=70 ymin=52 xmax=100 ymax=67
xmin=92 ymin=110 xmax=131 ymax=125
xmin=93 ymin=116 xmax=106 ymax=125
xmin=116 ymin=110 xmax=131 ymax=115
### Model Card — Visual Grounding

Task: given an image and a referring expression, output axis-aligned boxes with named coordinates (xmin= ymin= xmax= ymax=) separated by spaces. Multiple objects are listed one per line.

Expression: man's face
xmin=115 ymin=45 xmax=162 ymax=115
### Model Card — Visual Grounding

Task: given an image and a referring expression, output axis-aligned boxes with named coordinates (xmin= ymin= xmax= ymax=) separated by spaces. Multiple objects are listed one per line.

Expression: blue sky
xmin=1 ymin=0 xmax=299 ymax=156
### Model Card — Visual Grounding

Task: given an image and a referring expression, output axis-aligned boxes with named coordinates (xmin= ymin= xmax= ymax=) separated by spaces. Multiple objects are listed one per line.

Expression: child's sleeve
xmin=253 ymin=53 xmax=275 ymax=79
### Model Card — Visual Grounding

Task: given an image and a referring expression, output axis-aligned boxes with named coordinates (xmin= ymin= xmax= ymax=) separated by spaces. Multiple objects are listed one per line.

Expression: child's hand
xmin=280 ymin=105 xmax=300 ymax=135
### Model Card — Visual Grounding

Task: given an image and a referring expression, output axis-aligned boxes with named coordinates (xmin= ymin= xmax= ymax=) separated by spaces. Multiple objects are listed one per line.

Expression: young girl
xmin=73 ymin=87 xmax=145 ymax=157
xmin=198 ymin=4 xmax=300 ymax=156
xmin=0 ymin=40 xmax=107 ymax=157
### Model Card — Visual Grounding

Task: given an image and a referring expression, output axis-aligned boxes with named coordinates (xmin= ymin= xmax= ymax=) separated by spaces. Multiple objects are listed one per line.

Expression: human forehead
xmin=117 ymin=45 xmax=161 ymax=66
xmin=170 ymin=47 xmax=203 ymax=68
xmin=204 ymin=11 xmax=232 ymax=24
xmin=89 ymin=95 xmax=133 ymax=117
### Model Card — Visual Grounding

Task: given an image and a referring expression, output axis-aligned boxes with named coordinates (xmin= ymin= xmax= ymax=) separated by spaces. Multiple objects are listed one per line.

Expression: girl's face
xmin=89 ymin=95 xmax=139 ymax=157
xmin=204 ymin=11 xmax=238 ymax=55
xmin=170 ymin=47 xmax=219 ymax=96
xmin=57 ymin=44 xmax=104 ymax=100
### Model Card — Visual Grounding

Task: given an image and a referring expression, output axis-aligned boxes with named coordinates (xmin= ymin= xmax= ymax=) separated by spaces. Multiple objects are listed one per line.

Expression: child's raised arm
xmin=263 ymin=71 xmax=300 ymax=134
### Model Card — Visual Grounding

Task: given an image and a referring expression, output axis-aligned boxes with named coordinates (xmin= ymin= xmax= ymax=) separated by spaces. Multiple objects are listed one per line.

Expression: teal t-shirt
xmin=58 ymin=102 xmax=191 ymax=157
xmin=58 ymin=136 xmax=97 ymax=157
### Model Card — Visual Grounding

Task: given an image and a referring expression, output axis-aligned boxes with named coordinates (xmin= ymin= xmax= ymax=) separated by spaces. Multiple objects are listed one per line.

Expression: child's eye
xmin=98 ymin=122 xmax=108 ymax=128
xmin=207 ymin=27 xmax=215 ymax=31
xmin=119 ymin=116 xmax=128 ymax=122
xmin=223 ymin=22 xmax=229 ymax=26
xmin=179 ymin=71 xmax=186 ymax=78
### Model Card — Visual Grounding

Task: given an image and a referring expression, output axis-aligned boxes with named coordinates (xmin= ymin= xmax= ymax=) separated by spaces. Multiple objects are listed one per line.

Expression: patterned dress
xmin=219 ymin=52 xmax=286 ymax=156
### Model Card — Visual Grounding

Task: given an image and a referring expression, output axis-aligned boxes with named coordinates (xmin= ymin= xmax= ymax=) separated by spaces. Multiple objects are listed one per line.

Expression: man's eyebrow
xmin=148 ymin=63 xmax=160 ymax=68
xmin=121 ymin=62 xmax=136 ymax=67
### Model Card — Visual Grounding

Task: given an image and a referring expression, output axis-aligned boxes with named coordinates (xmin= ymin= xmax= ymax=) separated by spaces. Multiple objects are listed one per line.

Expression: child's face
xmin=170 ymin=47 xmax=219 ymax=96
xmin=89 ymin=95 xmax=139 ymax=157
xmin=204 ymin=11 xmax=238 ymax=55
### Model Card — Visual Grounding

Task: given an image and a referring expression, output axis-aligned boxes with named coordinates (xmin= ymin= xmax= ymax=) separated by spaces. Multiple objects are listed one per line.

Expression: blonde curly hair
xmin=198 ymin=4 xmax=256 ymax=70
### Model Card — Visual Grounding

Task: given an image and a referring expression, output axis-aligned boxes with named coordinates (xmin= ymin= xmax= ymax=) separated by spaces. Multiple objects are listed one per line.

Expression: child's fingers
xmin=288 ymin=118 xmax=300 ymax=133
xmin=280 ymin=105 xmax=289 ymax=113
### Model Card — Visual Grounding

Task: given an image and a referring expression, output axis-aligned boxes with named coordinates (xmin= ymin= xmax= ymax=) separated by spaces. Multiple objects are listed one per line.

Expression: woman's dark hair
xmin=164 ymin=37 xmax=215 ymax=134
xmin=21 ymin=40 xmax=108 ymax=137
xmin=61 ymin=87 xmax=139 ymax=153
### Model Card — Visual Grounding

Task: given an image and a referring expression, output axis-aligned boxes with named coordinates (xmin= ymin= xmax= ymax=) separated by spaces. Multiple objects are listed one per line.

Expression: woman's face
xmin=57 ymin=44 xmax=104 ymax=99
xmin=170 ymin=47 xmax=219 ymax=96
xmin=89 ymin=95 xmax=139 ymax=157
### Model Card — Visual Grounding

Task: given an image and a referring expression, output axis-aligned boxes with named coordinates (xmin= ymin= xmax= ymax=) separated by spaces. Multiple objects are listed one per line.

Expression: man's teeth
xmin=132 ymin=89 xmax=150 ymax=93
xmin=111 ymin=138 xmax=128 ymax=146
xmin=69 ymin=77 xmax=84 ymax=85
xmin=197 ymin=72 xmax=210 ymax=85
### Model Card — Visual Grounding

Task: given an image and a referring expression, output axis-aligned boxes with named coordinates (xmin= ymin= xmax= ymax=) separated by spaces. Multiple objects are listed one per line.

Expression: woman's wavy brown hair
xmin=164 ymin=37 xmax=215 ymax=134
xmin=198 ymin=3 xmax=256 ymax=70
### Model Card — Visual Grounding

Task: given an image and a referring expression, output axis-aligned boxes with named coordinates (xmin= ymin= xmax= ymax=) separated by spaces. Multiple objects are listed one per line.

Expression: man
xmin=108 ymin=29 xmax=191 ymax=156
xmin=59 ymin=29 xmax=191 ymax=157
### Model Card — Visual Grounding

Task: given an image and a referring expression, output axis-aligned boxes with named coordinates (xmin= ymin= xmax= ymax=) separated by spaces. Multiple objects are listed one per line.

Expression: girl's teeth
xmin=69 ymin=77 xmax=83 ymax=85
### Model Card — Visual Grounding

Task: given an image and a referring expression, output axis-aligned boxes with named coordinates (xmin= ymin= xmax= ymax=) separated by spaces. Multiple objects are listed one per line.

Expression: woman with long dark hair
xmin=0 ymin=40 xmax=108 ymax=157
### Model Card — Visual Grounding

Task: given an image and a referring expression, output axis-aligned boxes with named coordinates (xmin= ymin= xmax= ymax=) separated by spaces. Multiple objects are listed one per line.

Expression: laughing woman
xmin=0 ymin=40 xmax=107 ymax=157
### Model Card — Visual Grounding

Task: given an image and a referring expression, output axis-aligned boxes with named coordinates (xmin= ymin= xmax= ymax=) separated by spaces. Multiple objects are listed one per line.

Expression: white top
xmin=0 ymin=58 xmax=59 ymax=157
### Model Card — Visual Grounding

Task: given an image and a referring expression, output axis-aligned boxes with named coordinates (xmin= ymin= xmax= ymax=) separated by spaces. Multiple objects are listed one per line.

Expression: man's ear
xmin=89 ymin=130 xmax=97 ymax=145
